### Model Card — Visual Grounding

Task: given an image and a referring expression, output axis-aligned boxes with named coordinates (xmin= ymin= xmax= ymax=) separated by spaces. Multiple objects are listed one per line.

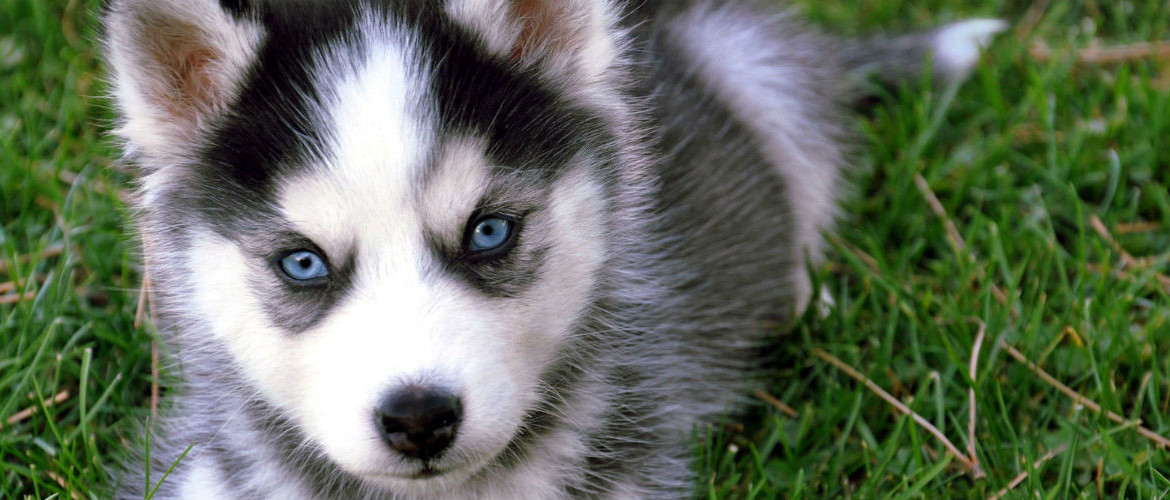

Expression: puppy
xmin=103 ymin=1 xmax=1002 ymax=498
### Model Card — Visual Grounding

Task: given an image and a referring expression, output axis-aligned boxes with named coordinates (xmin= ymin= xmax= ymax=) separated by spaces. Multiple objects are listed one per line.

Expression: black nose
xmin=375 ymin=387 xmax=462 ymax=460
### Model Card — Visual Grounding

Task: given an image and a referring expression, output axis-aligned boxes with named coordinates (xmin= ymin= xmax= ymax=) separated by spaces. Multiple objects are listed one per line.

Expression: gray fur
xmin=103 ymin=0 xmax=1000 ymax=498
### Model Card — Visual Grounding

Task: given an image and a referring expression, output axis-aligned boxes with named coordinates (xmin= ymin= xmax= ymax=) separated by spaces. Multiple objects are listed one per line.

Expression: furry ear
xmin=104 ymin=0 xmax=264 ymax=163
xmin=446 ymin=0 xmax=619 ymax=83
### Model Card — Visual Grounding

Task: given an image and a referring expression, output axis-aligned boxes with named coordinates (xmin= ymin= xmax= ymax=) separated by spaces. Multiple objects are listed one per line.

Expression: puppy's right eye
xmin=463 ymin=214 xmax=520 ymax=260
xmin=469 ymin=216 xmax=512 ymax=251
xmin=279 ymin=250 xmax=329 ymax=282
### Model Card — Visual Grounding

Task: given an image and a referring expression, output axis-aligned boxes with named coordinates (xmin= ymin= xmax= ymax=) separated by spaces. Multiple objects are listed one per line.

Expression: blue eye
xmin=468 ymin=215 xmax=514 ymax=253
xmin=279 ymin=250 xmax=328 ymax=282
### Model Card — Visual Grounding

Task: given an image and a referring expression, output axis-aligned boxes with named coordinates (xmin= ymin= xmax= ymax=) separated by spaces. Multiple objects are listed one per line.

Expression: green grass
xmin=2 ymin=0 xmax=1168 ymax=498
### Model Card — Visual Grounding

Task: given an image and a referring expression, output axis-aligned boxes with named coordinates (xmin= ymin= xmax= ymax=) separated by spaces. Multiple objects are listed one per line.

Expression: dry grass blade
xmin=1089 ymin=215 xmax=1170 ymax=291
xmin=754 ymin=389 xmax=799 ymax=418
xmin=914 ymin=174 xmax=969 ymax=254
xmin=826 ymin=232 xmax=881 ymax=273
xmin=0 ymin=275 xmax=46 ymax=295
xmin=1013 ymin=0 xmax=1052 ymax=41
xmin=150 ymin=275 xmax=160 ymax=417
xmin=151 ymin=341 xmax=160 ymax=417
xmin=1030 ymin=40 xmax=1170 ymax=64
xmin=1156 ymin=273 xmax=1170 ymax=293
xmin=985 ymin=444 xmax=1068 ymax=500
xmin=1115 ymin=221 xmax=1162 ymax=234
xmin=135 ymin=272 xmax=161 ymax=417
xmin=913 ymin=175 xmax=1011 ymax=308
xmin=1090 ymin=215 xmax=1140 ymax=267
xmin=1086 ymin=263 xmax=1170 ymax=294
xmin=813 ymin=348 xmax=984 ymax=476
xmin=967 ymin=319 xmax=987 ymax=478
xmin=0 ymin=244 xmax=65 ymax=276
xmin=0 ymin=291 xmax=38 ymax=305
xmin=1 ymin=390 xmax=71 ymax=429
xmin=47 ymin=470 xmax=86 ymax=500
xmin=134 ymin=273 xmax=150 ymax=329
xmin=1000 ymin=342 xmax=1170 ymax=449
xmin=60 ymin=0 xmax=80 ymax=49
xmin=58 ymin=169 xmax=130 ymax=203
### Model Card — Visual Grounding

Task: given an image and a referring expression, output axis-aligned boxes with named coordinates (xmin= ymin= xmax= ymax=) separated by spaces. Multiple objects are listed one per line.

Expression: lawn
xmin=2 ymin=0 xmax=1168 ymax=498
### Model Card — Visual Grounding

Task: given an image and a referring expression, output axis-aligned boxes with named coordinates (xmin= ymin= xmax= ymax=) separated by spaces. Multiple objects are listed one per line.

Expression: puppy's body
xmin=103 ymin=1 xmax=1001 ymax=498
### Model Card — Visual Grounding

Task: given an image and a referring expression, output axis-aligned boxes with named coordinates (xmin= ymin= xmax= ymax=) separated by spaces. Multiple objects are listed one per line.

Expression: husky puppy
xmin=103 ymin=1 xmax=1002 ymax=498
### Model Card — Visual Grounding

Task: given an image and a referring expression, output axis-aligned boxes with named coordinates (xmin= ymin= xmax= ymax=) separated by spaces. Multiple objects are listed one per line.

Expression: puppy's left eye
xmin=279 ymin=250 xmax=329 ymax=282
xmin=465 ymin=214 xmax=518 ymax=256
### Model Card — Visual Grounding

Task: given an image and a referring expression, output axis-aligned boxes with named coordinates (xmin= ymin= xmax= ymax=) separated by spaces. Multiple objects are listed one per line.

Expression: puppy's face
xmin=183 ymin=126 xmax=607 ymax=489
xmin=107 ymin=0 xmax=623 ymax=492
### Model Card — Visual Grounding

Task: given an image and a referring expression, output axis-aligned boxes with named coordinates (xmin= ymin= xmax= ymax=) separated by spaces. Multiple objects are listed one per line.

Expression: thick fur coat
xmin=102 ymin=1 xmax=1002 ymax=498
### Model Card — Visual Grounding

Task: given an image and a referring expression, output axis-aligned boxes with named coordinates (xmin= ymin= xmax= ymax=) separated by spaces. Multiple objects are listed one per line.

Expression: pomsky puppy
xmin=102 ymin=0 xmax=1002 ymax=498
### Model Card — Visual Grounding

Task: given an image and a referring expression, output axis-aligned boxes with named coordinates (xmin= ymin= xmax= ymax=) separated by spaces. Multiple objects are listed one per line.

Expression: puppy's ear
xmin=447 ymin=0 xmax=620 ymax=84
xmin=104 ymin=0 xmax=264 ymax=164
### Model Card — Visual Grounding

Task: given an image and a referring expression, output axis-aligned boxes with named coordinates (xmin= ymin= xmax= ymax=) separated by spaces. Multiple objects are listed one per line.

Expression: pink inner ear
xmin=143 ymin=19 xmax=227 ymax=127
xmin=508 ymin=0 xmax=577 ymax=63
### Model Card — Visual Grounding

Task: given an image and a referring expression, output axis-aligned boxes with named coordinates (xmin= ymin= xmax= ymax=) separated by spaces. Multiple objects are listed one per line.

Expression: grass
xmin=2 ymin=0 xmax=1168 ymax=498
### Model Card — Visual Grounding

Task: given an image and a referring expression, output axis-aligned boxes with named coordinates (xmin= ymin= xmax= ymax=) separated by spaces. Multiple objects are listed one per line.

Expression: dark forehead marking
xmin=195 ymin=1 xmax=357 ymax=203
xmin=162 ymin=0 xmax=625 ymax=332
xmin=189 ymin=0 xmax=611 ymax=229
xmin=421 ymin=12 xmax=605 ymax=178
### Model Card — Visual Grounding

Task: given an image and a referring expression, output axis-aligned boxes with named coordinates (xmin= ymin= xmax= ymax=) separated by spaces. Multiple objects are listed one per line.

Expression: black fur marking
xmin=111 ymin=0 xmax=877 ymax=497
xmin=193 ymin=2 xmax=358 ymax=200
xmin=151 ymin=2 xmax=634 ymax=490
xmin=176 ymin=1 xmax=619 ymax=301
xmin=425 ymin=18 xmax=609 ymax=182
xmin=216 ymin=0 xmax=251 ymax=18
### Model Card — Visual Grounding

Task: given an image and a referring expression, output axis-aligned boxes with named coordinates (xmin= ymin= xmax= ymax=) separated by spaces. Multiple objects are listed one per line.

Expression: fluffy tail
xmin=842 ymin=19 xmax=1008 ymax=87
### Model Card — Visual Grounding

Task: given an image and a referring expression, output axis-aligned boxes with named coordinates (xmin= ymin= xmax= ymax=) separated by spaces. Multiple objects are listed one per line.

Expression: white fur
xmin=281 ymin=20 xmax=432 ymax=261
xmin=183 ymin=19 xmax=434 ymax=422
xmin=418 ymin=138 xmax=492 ymax=239
xmin=445 ymin=0 xmax=521 ymax=56
xmin=187 ymin=234 xmax=294 ymax=406
xmin=179 ymin=15 xmax=610 ymax=496
xmin=107 ymin=1 xmax=994 ymax=497
xmin=179 ymin=459 xmax=311 ymax=500
xmin=934 ymin=19 xmax=1008 ymax=78
xmin=568 ymin=0 xmax=621 ymax=84
xmin=179 ymin=462 xmax=232 ymax=500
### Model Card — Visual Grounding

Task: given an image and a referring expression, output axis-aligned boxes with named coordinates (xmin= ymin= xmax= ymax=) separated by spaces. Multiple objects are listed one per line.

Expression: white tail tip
xmin=934 ymin=19 xmax=1008 ymax=78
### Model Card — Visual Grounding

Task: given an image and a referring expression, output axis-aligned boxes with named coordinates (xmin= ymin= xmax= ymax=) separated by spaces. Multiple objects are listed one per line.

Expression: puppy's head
xmin=105 ymin=0 xmax=631 ymax=492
